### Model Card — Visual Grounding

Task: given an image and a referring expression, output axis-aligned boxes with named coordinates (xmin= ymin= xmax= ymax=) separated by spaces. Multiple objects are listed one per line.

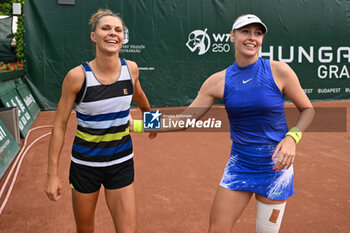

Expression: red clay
xmin=0 ymin=101 xmax=349 ymax=233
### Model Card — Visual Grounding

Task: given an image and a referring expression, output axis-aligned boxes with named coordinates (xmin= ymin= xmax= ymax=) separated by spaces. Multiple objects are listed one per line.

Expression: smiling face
xmin=90 ymin=16 xmax=124 ymax=55
xmin=231 ymin=23 xmax=264 ymax=60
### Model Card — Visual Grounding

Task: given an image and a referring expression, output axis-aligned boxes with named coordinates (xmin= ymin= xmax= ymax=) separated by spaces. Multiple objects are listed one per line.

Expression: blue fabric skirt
xmin=219 ymin=143 xmax=294 ymax=200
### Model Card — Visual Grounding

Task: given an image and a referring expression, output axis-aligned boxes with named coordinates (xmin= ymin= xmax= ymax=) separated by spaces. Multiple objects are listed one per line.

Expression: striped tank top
xmin=71 ymin=59 xmax=134 ymax=167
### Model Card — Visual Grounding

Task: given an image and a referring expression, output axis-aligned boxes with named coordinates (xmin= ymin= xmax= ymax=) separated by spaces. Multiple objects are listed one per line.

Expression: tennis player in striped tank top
xmin=45 ymin=9 xmax=156 ymax=233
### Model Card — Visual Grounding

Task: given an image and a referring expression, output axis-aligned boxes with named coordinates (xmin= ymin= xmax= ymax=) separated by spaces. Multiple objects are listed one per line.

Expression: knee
xmin=208 ymin=219 xmax=234 ymax=233
xmin=256 ymin=200 xmax=287 ymax=233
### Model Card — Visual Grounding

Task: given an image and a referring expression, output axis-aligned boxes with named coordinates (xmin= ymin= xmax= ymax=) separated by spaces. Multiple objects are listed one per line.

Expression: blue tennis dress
xmin=220 ymin=57 xmax=294 ymax=200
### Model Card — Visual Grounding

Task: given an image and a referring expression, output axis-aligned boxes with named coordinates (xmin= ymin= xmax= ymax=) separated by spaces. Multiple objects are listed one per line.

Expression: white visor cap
xmin=232 ymin=14 xmax=268 ymax=34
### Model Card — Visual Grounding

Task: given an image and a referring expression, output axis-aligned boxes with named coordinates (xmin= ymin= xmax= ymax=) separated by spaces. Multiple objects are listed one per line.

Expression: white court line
xmin=0 ymin=125 xmax=53 ymax=215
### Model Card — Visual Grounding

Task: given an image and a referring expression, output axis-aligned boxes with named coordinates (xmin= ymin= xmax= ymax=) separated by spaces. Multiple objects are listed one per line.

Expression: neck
xmin=92 ymin=52 xmax=120 ymax=73
xmin=234 ymin=53 xmax=259 ymax=67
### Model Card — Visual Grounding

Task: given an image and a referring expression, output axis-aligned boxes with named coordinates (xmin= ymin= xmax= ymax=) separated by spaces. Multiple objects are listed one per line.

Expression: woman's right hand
xmin=45 ymin=175 xmax=62 ymax=201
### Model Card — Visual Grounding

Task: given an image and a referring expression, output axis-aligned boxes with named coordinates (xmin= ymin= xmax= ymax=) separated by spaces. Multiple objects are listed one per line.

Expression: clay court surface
xmin=0 ymin=101 xmax=349 ymax=233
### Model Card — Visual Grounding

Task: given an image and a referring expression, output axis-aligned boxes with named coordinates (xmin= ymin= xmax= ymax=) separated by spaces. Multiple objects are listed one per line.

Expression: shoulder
xmin=200 ymin=69 xmax=226 ymax=99
xmin=270 ymin=60 xmax=300 ymax=92
xmin=125 ymin=59 xmax=138 ymax=72
xmin=124 ymin=59 xmax=139 ymax=80
xmin=66 ymin=66 xmax=85 ymax=79
xmin=270 ymin=60 xmax=294 ymax=76
xmin=205 ymin=69 xmax=226 ymax=84
xmin=63 ymin=66 xmax=85 ymax=93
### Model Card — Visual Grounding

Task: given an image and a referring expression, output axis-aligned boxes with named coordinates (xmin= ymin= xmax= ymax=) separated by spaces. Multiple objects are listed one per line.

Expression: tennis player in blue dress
xmin=181 ymin=14 xmax=314 ymax=232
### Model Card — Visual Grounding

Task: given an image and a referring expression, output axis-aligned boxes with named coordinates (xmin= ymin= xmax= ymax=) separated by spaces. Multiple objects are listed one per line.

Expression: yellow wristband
xmin=285 ymin=127 xmax=302 ymax=144
xmin=133 ymin=120 xmax=144 ymax=133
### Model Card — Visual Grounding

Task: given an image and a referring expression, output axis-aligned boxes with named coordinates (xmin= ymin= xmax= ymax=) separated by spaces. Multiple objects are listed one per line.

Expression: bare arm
xmin=45 ymin=66 xmax=85 ymax=201
xmin=153 ymin=70 xmax=225 ymax=132
xmin=128 ymin=60 xmax=152 ymax=112
xmin=183 ymin=70 xmax=225 ymax=119
xmin=271 ymin=61 xmax=315 ymax=171
xmin=280 ymin=63 xmax=314 ymax=132
xmin=272 ymin=61 xmax=315 ymax=132
xmin=127 ymin=60 xmax=156 ymax=138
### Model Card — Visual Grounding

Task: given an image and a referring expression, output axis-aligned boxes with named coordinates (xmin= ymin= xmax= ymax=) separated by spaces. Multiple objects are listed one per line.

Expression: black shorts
xmin=69 ymin=158 xmax=134 ymax=193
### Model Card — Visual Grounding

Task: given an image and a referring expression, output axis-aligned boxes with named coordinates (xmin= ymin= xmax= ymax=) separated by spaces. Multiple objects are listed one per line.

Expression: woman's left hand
xmin=272 ymin=136 xmax=296 ymax=172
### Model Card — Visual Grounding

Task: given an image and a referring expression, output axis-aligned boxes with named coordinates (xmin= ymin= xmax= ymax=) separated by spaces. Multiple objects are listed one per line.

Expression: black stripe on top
xmin=77 ymin=122 xmax=129 ymax=136
xmin=75 ymin=78 xmax=86 ymax=104
xmin=83 ymin=80 xmax=134 ymax=103
xmin=73 ymin=134 xmax=131 ymax=149
xmin=72 ymin=147 xmax=133 ymax=162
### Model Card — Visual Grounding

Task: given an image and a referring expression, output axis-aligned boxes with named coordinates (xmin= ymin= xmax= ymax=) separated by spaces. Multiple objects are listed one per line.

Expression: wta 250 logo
xmin=186 ymin=28 xmax=231 ymax=55
xmin=186 ymin=29 xmax=211 ymax=55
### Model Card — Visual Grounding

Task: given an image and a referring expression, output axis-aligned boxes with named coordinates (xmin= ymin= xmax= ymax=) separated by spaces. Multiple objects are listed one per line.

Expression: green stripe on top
xmin=75 ymin=127 xmax=130 ymax=143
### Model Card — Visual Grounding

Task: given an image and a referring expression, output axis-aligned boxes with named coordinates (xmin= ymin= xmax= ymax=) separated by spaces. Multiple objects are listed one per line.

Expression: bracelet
xmin=133 ymin=120 xmax=144 ymax=133
xmin=285 ymin=127 xmax=302 ymax=144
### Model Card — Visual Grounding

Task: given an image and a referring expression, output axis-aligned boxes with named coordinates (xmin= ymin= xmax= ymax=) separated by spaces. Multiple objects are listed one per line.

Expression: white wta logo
xmin=186 ymin=28 xmax=211 ymax=55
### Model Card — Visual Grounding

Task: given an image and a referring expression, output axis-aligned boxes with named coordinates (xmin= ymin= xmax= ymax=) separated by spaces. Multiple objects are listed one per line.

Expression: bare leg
xmin=72 ymin=189 xmax=100 ymax=233
xmin=105 ymin=183 xmax=137 ymax=233
xmin=208 ymin=186 xmax=253 ymax=233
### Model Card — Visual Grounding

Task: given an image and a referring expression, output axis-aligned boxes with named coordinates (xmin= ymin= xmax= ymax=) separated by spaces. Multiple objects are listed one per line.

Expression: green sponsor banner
xmin=23 ymin=0 xmax=350 ymax=110
xmin=0 ymin=119 xmax=20 ymax=179
xmin=0 ymin=70 xmax=26 ymax=83
xmin=0 ymin=89 xmax=33 ymax=137
xmin=0 ymin=79 xmax=16 ymax=96
xmin=15 ymin=79 xmax=40 ymax=119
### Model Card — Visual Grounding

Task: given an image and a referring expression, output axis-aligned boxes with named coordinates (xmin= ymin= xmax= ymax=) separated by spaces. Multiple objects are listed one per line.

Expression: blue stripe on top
xmin=72 ymin=139 xmax=132 ymax=156
xmin=76 ymin=109 xmax=130 ymax=121
xmin=83 ymin=64 xmax=92 ymax=71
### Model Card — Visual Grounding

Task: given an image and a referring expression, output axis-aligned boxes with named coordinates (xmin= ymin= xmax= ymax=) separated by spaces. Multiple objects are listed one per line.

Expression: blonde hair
xmin=89 ymin=9 xmax=125 ymax=32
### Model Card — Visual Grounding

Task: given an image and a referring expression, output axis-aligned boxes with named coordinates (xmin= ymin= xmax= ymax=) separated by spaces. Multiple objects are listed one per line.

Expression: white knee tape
xmin=256 ymin=200 xmax=286 ymax=233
